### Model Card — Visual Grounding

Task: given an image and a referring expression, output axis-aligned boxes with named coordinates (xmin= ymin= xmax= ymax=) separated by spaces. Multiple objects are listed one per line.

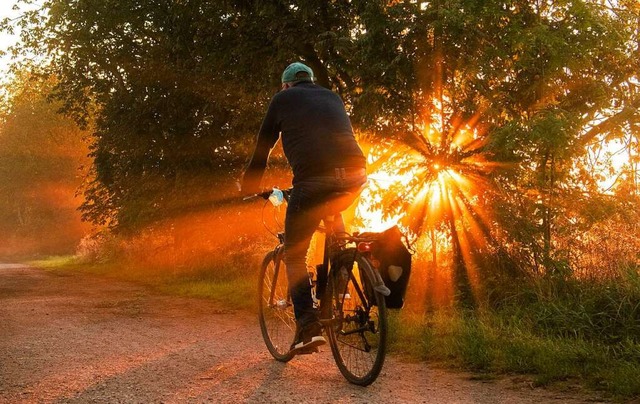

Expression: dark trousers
xmin=284 ymin=168 xmax=367 ymax=327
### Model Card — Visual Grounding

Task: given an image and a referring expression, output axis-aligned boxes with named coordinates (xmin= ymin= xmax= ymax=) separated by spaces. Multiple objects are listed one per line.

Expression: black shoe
xmin=290 ymin=321 xmax=326 ymax=355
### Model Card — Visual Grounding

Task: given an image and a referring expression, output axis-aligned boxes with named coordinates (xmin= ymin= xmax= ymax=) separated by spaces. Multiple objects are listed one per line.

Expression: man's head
xmin=281 ymin=62 xmax=314 ymax=88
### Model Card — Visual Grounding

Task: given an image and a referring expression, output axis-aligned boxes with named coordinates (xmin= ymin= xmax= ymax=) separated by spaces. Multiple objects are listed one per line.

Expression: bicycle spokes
xmin=326 ymin=252 xmax=387 ymax=386
xmin=259 ymin=252 xmax=296 ymax=362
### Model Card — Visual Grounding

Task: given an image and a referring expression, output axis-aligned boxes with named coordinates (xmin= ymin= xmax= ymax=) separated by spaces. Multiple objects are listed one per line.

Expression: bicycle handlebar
xmin=242 ymin=190 xmax=271 ymax=201
xmin=243 ymin=187 xmax=292 ymax=204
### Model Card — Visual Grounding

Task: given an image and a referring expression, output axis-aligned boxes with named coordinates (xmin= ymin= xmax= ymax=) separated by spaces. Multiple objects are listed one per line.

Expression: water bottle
xmin=269 ymin=188 xmax=284 ymax=206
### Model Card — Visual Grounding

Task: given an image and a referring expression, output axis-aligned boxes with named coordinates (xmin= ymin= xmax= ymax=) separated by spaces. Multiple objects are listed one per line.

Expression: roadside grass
xmin=28 ymin=254 xmax=259 ymax=311
xmin=28 ymin=255 xmax=80 ymax=269
xmin=387 ymin=285 xmax=640 ymax=400
xmin=29 ymin=255 xmax=640 ymax=400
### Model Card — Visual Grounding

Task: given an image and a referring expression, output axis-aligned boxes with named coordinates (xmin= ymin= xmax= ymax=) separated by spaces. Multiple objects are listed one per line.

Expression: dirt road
xmin=0 ymin=264 xmax=606 ymax=403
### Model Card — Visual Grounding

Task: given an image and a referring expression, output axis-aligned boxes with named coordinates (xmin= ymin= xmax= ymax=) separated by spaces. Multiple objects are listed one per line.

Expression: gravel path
xmin=0 ymin=264 xmax=607 ymax=403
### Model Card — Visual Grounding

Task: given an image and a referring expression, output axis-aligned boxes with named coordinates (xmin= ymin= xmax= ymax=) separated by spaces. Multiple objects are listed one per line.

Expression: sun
xmin=355 ymin=115 xmax=494 ymax=239
xmin=352 ymin=97 xmax=501 ymax=308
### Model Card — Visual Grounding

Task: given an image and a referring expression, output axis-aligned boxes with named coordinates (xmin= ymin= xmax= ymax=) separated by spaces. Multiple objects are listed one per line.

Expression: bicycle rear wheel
xmin=258 ymin=250 xmax=295 ymax=362
xmin=325 ymin=249 xmax=387 ymax=385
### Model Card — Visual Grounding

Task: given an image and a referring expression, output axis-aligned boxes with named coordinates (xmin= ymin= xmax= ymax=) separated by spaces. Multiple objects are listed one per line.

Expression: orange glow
xmin=353 ymin=97 xmax=500 ymax=309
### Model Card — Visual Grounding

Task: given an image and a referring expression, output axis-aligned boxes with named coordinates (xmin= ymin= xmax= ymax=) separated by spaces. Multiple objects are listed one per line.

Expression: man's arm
xmin=241 ymin=98 xmax=280 ymax=194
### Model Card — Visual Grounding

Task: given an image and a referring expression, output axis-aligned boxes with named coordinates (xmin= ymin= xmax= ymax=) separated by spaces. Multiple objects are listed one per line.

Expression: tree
xmin=350 ymin=0 xmax=639 ymax=303
xmin=0 ymin=73 xmax=90 ymax=257
xmin=4 ymin=0 xmax=370 ymax=231
xmin=4 ymin=0 xmax=638 ymax=295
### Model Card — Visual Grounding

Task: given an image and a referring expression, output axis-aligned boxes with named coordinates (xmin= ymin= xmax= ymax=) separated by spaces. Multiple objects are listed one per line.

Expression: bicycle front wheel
xmin=258 ymin=250 xmax=295 ymax=362
xmin=326 ymin=249 xmax=387 ymax=386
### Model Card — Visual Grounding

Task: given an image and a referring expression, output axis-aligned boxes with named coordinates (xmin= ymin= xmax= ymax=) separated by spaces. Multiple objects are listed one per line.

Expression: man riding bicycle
xmin=241 ymin=62 xmax=367 ymax=355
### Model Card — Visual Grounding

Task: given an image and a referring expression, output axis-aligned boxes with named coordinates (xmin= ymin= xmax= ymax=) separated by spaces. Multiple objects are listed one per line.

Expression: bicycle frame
xmin=266 ymin=243 xmax=286 ymax=311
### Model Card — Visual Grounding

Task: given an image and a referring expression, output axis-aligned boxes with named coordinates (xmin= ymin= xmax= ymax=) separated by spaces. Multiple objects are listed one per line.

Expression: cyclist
xmin=241 ymin=62 xmax=367 ymax=355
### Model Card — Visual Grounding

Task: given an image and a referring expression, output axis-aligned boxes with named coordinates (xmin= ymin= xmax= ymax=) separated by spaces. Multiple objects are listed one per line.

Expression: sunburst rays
xmin=354 ymin=100 xmax=502 ymax=307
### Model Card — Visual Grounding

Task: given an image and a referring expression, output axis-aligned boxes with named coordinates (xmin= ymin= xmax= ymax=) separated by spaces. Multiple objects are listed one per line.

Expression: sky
xmin=0 ymin=1 xmax=21 ymax=73
xmin=0 ymin=0 xmax=42 ymax=77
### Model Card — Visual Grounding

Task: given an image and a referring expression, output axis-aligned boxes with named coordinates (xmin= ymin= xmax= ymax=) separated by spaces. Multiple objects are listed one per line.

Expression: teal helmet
xmin=281 ymin=62 xmax=314 ymax=84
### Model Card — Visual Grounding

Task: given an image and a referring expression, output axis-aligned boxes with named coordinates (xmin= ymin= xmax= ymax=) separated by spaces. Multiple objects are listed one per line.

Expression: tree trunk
xmin=449 ymin=215 xmax=474 ymax=309
xmin=539 ymin=150 xmax=554 ymax=272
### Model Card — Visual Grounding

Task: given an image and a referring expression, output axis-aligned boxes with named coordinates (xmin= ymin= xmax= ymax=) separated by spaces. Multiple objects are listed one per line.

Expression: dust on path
xmin=0 ymin=263 xmax=608 ymax=403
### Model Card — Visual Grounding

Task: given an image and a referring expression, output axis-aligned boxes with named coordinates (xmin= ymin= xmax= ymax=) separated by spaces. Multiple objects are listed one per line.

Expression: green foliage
xmin=1 ymin=0 xmax=637 ymax=314
xmin=3 ymin=1 xmax=638 ymax=398
xmin=5 ymin=0 xmax=398 ymax=231
xmin=4 ymin=1 xmax=638 ymax=259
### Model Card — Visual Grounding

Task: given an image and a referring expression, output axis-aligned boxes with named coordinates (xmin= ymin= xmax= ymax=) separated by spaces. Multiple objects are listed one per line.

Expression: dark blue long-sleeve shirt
xmin=243 ymin=82 xmax=366 ymax=193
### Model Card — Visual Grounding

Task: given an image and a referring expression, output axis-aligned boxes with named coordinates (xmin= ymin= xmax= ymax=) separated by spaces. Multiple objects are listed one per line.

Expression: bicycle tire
xmin=325 ymin=249 xmax=387 ymax=386
xmin=258 ymin=250 xmax=296 ymax=362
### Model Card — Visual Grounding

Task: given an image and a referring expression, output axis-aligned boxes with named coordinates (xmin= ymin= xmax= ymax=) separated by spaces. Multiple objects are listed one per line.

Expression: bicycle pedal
xmin=295 ymin=346 xmax=320 ymax=355
xmin=290 ymin=338 xmax=325 ymax=356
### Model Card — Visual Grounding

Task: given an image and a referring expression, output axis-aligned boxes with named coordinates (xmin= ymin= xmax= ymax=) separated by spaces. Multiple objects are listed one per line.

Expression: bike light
xmin=357 ymin=242 xmax=373 ymax=252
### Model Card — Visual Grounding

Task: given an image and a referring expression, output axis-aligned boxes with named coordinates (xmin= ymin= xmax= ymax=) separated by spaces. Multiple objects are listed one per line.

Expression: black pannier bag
xmin=361 ymin=226 xmax=412 ymax=309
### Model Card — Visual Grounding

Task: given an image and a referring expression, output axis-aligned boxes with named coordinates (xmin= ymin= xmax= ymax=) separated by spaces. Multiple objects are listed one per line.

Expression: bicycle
xmin=248 ymin=187 xmax=391 ymax=386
